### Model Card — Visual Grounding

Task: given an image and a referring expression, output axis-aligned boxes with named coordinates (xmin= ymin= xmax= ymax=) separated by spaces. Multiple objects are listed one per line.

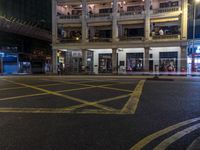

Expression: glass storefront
xmin=99 ymin=54 xmax=112 ymax=73
xmin=126 ymin=53 xmax=143 ymax=72
xmin=159 ymin=52 xmax=178 ymax=72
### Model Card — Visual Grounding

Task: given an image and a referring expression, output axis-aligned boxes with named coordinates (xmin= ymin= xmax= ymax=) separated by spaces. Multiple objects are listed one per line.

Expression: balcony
xmin=58 ymin=38 xmax=82 ymax=43
xmin=119 ymin=36 xmax=144 ymax=41
xmin=151 ymin=7 xmax=181 ymax=18
xmin=87 ymin=13 xmax=112 ymax=23
xmin=57 ymin=14 xmax=81 ymax=24
xmin=153 ymin=7 xmax=180 ymax=14
xmin=89 ymin=37 xmax=112 ymax=42
xmin=151 ymin=34 xmax=180 ymax=41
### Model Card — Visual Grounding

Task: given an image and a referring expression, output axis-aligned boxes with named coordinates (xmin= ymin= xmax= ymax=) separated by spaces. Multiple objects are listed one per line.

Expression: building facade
xmin=52 ymin=0 xmax=188 ymax=74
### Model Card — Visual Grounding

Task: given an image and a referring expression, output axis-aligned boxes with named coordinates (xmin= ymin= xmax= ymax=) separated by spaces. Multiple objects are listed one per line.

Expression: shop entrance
xmin=159 ymin=52 xmax=178 ymax=72
xmin=72 ymin=58 xmax=82 ymax=73
xmin=149 ymin=60 xmax=153 ymax=72
xmin=126 ymin=53 xmax=143 ymax=72
xmin=99 ymin=54 xmax=112 ymax=73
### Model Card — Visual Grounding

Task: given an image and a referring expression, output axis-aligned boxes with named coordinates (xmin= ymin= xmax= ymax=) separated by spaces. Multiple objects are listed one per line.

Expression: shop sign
xmin=72 ymin=51 xmax=82 ymax=58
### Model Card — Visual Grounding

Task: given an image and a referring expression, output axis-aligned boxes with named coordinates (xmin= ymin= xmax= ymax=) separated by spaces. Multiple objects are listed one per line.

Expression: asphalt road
xmin=0 ymin=76 xmax=199 ymax=150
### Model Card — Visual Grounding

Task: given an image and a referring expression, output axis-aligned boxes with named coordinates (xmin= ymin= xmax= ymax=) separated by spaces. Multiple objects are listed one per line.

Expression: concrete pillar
xmin=52 ymin=0 xmax=58 ymax=43
xmin=144 ymin=47 xmax=150 ymax=72
xmin=144 ymin=0 xmax=150 ymax=41
xmin=112 ymin=0 xmax=119 ymax=42
xmin=181 ymin=0 xmax=188 ymax=40
xmin=180 ymin=46 xmax=187 ymax=72
xmin=82 ymin=49 xmax=87 ymax=67
xmin=112 ymin=48 xmax=118 ymax=74
xmin=52 ymin=49 xmax=58 ymax=73
xmin=82 ymin=0 xmax=88 ymax=42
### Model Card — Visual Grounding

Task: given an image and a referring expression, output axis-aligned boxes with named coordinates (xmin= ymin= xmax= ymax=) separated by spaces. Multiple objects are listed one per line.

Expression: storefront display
xmin=126 ymin=53 xmax=143 ymax=72
xmin=159 ymin=52 xmax=178 ymax=72
xmin=99 ymin=54 xmax=112 ymax=73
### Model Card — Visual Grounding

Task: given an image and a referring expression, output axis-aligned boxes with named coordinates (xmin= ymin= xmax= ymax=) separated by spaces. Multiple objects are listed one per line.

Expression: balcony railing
xmin=152 ymin=34 xmax=180 ymax=40
xmin=120 ymin=11 xmax=143 ymax=16
xmin=153 ymin=7 xmax=180 ymax=14
xmin=119 ymin=36 xmax=144 ymax=41
xmin=89 ymin=37 xmax=112 ymax=42
xmin=58 ymin=15 xmax=81 ymax=20
xmin=59 ymin=38 xmax=82 ymax=43
xmin=88 ymin=13 xmax=111 ymax=18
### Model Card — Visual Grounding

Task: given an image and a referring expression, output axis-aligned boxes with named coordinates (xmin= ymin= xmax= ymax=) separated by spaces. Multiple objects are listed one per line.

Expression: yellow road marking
xmin=0 ymin=107 xmax=125 ymax=114
xmin=64 ymin=94 xmax=132 ymax=111
xmin=0 ymin=86 xmax=25 ymax=91
xmin=154 ymin=122 xmax=200 ymax=150
xmin=130 ymin=116 xmax=200 ymax=150
xmin=0 ymin=83 xmax=62 ymax=92
xmin=0 ymin=93 xmax=48 ymax=101
xmin=43 ymin=79 xmax=133 ymax=93
xmin=121 ymin=80 xmax=145 ymax=114
xmin=3 ymin=79 xmax=117 ymax=112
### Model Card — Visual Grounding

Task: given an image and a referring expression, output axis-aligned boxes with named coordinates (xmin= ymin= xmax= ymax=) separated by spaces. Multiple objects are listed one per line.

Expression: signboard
xmin=72 ymin=51 xmax=82 ymax=58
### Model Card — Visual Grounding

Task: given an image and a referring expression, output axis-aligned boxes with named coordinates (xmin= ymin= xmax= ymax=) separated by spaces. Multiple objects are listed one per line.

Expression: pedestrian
xmin=57 ymin=65 xmax=61 ymax=75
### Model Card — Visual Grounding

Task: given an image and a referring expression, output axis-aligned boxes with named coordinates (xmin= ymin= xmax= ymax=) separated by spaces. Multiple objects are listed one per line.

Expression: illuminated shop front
xmin=188 ymin=42 xmax=200 ymax=73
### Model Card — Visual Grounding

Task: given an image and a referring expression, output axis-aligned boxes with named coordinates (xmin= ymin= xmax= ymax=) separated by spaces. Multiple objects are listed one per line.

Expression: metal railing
xmin=119 ymin=36 xmax=144 ymax=41
xmin=88 ymin=13 xmax=111 ymax=18
xmin=153 ymin=7 xmax=180 ymax=14
xmin=152 ymin=34 xmax=180 ymax=40
xmin=89 ymin=37 xmax=112 ymax=42
xmin=59 ymin=38 xmax=82 ymax=43
xmin=120 ymin=11 xmax=143 ymax=16
xmin=59 ymin=15 xmax=81 ymax=20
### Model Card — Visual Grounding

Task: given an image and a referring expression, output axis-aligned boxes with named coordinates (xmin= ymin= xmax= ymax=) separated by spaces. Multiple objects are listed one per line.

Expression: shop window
xmin=99 ymin=8 xmax=112 ymax=14
xmin=126 ymin=53 xmax=143 ymax=72
xmin=99 ymin=54 xmax=112 ymax=73
xmin=159 ymin=52 xmax=178 ymax=72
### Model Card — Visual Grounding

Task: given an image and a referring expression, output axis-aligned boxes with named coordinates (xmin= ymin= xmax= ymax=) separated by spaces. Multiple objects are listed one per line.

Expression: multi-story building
xmin=52 ymin=0 xmax=188 ymax=74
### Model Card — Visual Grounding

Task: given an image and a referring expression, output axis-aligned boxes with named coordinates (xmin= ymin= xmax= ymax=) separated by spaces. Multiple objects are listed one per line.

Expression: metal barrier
xmin=153 ymin=7 xmax=179 ymax=14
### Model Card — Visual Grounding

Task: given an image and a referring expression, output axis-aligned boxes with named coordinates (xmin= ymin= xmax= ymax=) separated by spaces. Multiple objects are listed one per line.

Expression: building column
xmin=52 ymin=49 xmax=58 ymax=73
xmin=144 ymin=47 xmax=150 ymax=72
xmin=181 ymin=0 xmax=188 ymax=40
xmin=144 ymin=0 xmax=150 ymax=41
xmin=52 ymin=0 xmax=58 ymax=43
xmin=112 ymin=48 xmax=118 ymax=74
xmin=112 ymin=0 xmax=119 ymax=42
xmin=82 ymin=0 xmax=88 ymax=43
xmin=82 ymin=49 xmax=87 ymax=68
xmin=180 ymin=46 xmax=187 ymax=72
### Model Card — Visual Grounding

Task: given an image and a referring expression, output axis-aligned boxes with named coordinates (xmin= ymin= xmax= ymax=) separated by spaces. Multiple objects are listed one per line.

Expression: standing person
xmin=60 ymin=63 xmax=64 ymax=75
xmin=57 ymin=65 xmax=61 ymax=75
xmin=159 ymin=28 xmax=164 ymax=36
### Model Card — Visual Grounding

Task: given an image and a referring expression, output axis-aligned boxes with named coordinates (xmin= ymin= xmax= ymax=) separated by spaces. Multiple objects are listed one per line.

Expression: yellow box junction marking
xmin=130 ymin=116 xmax=200 ymax=150
xmin=121 ymin=80 xmax=145 ymax=114
xmin=2 ymin=79 xmax=117 ymax=112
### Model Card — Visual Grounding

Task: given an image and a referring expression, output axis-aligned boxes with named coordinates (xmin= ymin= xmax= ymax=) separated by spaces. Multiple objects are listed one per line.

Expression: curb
xmin=187 ymin=136 xmax=200 ymax=150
